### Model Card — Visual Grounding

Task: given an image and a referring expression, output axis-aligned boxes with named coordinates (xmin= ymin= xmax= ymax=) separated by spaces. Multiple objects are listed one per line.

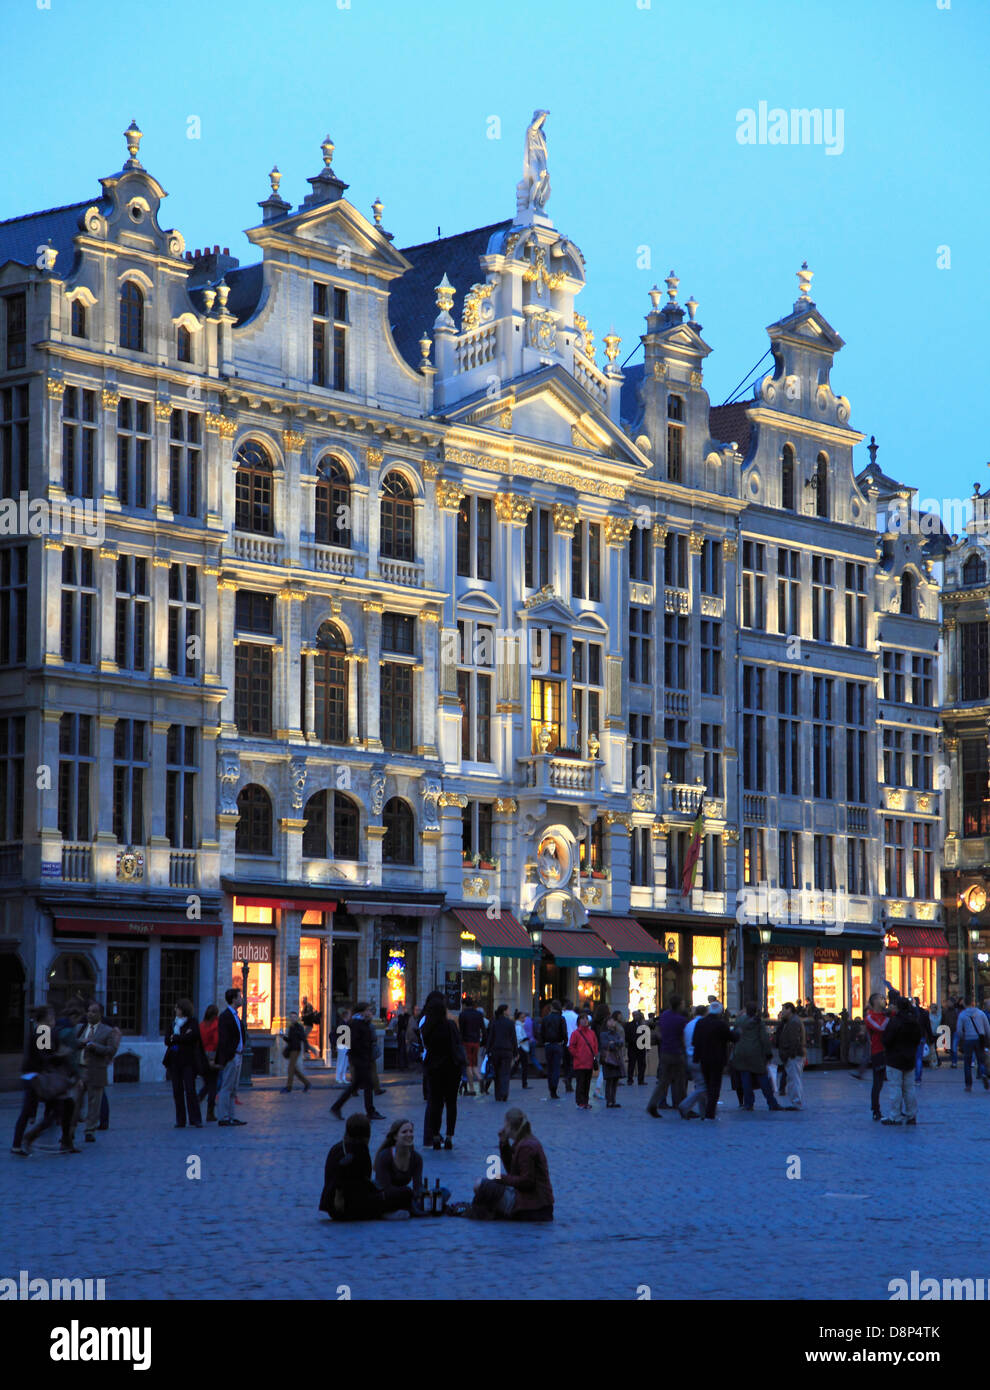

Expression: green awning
xmin=542 ymin=929 xmax=621 ymax=968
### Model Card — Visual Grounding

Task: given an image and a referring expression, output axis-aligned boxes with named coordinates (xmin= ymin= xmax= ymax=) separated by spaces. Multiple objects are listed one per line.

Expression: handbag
xmin=31 ymin=1071 xmax=71 ymax=1101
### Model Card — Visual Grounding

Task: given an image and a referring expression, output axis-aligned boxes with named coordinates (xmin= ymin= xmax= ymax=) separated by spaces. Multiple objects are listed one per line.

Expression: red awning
xmin=452 ymin=909 xmax=533 ymax=959
xmin=588 ymin=916 xmax=668 ymax=962
xmin=885 ymin=926 xmax=949 ymax=958
xmin=235 ymin=896 xmax=336 ymax=913
xmin=541 ymin=930 xmax=621 ymax=968
xmin=54 ymin=909 xmax=221 ymax=938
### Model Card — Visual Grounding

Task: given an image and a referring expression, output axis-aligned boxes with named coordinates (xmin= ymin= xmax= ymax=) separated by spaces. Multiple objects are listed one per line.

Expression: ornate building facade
xmin=0 ymin=116 xmax=947 ymax=1079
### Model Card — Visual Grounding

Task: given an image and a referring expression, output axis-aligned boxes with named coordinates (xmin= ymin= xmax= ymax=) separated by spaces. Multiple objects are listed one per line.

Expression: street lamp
xmin=525 ymin=908 xmax=544 ymax=1015
xmin=970 ymin=928 xmax=982 ymax=1002
xmin=239 ymin=961 xmax=253 ymax=1088
xmin=758 ymin=928 xmax=772 ymax=1015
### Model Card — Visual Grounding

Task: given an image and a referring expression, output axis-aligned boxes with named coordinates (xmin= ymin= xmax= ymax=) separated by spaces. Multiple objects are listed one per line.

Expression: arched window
xmin=119 ymin=281 xmax=145 ymax=351
xmin=314 ymin=621 xmax=348 ymax=744
xmin=963 ymin=553 xmax=987 ymax=587
xmin=70 ymin=299 xmax=87 ymax=339
xmin=315 ymin=457 xmax=351 ymax=548
xmin=382 ymin=797 xmax=414 ymax=864
xmin=815 ymin=452 xmax=829 ymax=518
xmin=46 ymin=952 xmax=96 ymax=1012
xmin=900 ymin=572 xmax=914 ymax=615
xmin=380 ymin=472 xmax=414 ymax=561
xmin=235 ymin=441 xmax=274 ymax=535
xmin=235 ymin=784 xmax=273 ymax=855
xmin=302 ymin=790 xmax=360 ymax=860
xmin=781 ymin=444 xmax=795 ymax=511
xmin=177 ymin=324 xmax=192 ymax=363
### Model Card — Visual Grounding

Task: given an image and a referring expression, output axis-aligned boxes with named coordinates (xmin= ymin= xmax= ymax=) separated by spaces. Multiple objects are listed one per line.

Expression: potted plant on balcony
xmin=478 ymin=854 xmax=499 ymax=872
xmin=590 ymin=865 xmax=610 ymax=880
xmin=553 ymin=747 xmax=581 ymax=760
xmin=462 ymin=850 xmax=479 ymax=867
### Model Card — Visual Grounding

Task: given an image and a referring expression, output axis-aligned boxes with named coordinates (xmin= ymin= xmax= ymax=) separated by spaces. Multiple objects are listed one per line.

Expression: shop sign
xmin=443 ymin=970 xmax=462 ymax=1010
xmin=233 ymin=936 xmax=273 ymax=964
xmin=814 ymin=947 xmax=842 ymax=963
xmin=460 ymin=949 xmax=483 ymax=970
xmin=768 ymin=946 xmax=800 ymax=961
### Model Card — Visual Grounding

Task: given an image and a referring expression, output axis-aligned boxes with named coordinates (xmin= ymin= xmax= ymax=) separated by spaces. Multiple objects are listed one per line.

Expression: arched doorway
xmin=0 ymin=954 xmax=25 ymax=1052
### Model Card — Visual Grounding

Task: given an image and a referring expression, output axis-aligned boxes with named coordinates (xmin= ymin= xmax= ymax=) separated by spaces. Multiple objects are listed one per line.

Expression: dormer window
xmin=119 ymin=281 xmax=144 ymax=352
xmin=70 ymin=300 xmax=87 ymax=339
xmin=963 ymin=553 xmax=986 ymax=587
xmin=667 ymin=395 xmax=684 ymax=483
xmin=900 ymin=572 xmax=914 ymax=616
xmin=176 ymin=324 xmax=192 ymax=363
xmin=313 ymin=282 xmax=347 ymax=391
xmin=815 ymin=452 xmax=829 ymax=518
xmin=781 ymin=444 xmax=795 ymax=511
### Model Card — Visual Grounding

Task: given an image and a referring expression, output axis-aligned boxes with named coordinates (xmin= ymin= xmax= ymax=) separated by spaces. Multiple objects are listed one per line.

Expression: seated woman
xmin=373 ymin=1118 xmax=424 ymax=1215
xmin=466 ymin=1109 xmax=554 ymax=1222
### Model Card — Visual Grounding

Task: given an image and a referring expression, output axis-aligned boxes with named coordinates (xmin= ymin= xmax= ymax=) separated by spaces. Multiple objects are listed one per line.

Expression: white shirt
xmin=228 ymin=1004 xmax=244 ymax=1053
xmin=684 ymin=1016 xmax=700 ymax=1060
xmin=562 ymin=1009 xmax=578 ymax=1041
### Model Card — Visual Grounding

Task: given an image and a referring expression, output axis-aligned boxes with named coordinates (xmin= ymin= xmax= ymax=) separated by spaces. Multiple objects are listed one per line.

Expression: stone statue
xmin=217 ymin=752 xmax=240 ymax=814
xmin=289 ymin=757 xmax=308 ymax=812
xmin=516 ymin=110 xmax=551 ymax=218
xmin=370 ymin=770 xmax=387 ymax=816
xmin=421 ymin=778 xmax=441 ymax=830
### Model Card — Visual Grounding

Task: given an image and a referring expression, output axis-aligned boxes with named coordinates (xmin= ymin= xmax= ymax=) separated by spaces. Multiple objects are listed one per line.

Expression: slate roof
xmin=619 ymin=362 xmax=645 ymax=434
xmin=389 ymin=219 xmax=513 ymax=371
xmin=0 ymin=199 xmax=97 ymax=278
xmin=708 ymin=401 xmax=753 ymax=457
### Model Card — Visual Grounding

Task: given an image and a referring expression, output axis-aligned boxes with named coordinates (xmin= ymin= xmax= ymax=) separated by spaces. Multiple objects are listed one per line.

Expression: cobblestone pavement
xmin=2 ymin=1063 xmax=986 ymax=1302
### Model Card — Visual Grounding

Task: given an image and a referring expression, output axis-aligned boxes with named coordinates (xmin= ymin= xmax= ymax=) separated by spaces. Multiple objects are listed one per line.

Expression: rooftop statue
xmin=516 ymin=109 xmax=551 ymax=219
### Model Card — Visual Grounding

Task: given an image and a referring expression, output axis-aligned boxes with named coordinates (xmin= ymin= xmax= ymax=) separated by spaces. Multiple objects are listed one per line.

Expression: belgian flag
xmin=681 ymin=808 xmax=704 ymax=896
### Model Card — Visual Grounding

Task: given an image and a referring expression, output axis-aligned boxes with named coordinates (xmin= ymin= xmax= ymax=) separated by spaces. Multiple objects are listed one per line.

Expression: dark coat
xmin=319 ymin=1139 xmax=379 ymax=1219
xmin=215 ymin=1006 xmax=246 ymax=1068
xmin=777 ymin=1015 xmax=806 ymax=1062
xmin=691 ymin=1013 xmax=736 ymax=1070
xmin=883 ymin=1011 xmax=922 ymax=1072
xmin=498 ymin=1134 xmax=554 ymax=1213
xmin=346 ymin=1015 xmax=376 ymax=1078
xmin=732 ymin=1014 xmax=773 ymax=1073
xmin=486 ymin=1015 xmax=516 ymax=1057
xmin=164 ymin=1018 xmax=206 ymax=1076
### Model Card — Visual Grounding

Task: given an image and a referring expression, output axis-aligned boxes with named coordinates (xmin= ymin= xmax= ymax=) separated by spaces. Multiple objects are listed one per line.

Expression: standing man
xmin=541 ymin=999 xmax=567 ymax=1100
xmin=486 ymin=1004 xmax=517 ymax=1103
xmin=458 ymin=995 xmax=486 ymax=1096
xmin=862 ymin=992 xmax=889 ymax=1121
xmin=678 ymin=1001 xmax=737 ymax=1121
xmin=330 ymin=1003 xmax=385 ymax=1121
xmin=942 ymin=996 xmax=959 ymax=1069
xmin=777 ymin=1002 xmax=806 ymax=1111
xmin=74 ymin=1002 xmax=117 ymax=1144
xmin=880 ymin=994 xmax=922 ymax=1125
xmin=560 ymin=998 xmax=578 ymax=1094
xmin=216 ymin=987 xmax=248 ymax=1127
xmin=956 ymin=999 xmax=990 ymax=1092
xmin=625 ymin=1010 xmax=648 ymax=1087
xmin=646 ymin=995 xmax=689 ymax=1117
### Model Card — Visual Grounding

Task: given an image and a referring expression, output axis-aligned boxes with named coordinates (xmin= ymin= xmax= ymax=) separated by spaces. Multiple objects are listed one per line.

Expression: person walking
xmin=776 ymin=1002 xmax=806 ymax=1111
xmin=11 ymin=1006 xmax=52 ymax=1153
xmin=942 ymin=997 xmax=960 ymax=1069
xmin=74 ymin=1002 xmax=118 ymax=1143
xmin=163 ymin=999 xmax=204 ymax=1129
xmin=928 ymin=1002 xmax=942 ymax=1067
xmin=279 ymin=1011 xmax=314 ymax=1093
xmin=560 ymin=998 xmax=578 ymax=1094
xmin=374 ymin=1118 xmax=424 ymax=1214
xmin=465 ymin=1109 xmax=554 ymax=1222
xmin=600 ymin=1011 xmax=627 ymax=1108
xmin=568 ymin=1012 xmax=599 ymax=1109
xmin=647 ymin=995 xmax=689 ymax=1117
xmin=422 ymin=997 xmax=463 ymax=1150
xmin=330 ymin=1002 xmax=385 ymax=1122
xmin=196 ymin=1004 xmax=221 ymax=1121
xmin=956 ymin=999 xmax=990 ymax=1092
xmin=486 ymin=1004 xmax=516 ymax=1103
xmin=678 ymin=1002 xmax=737 ymax=1120
xmin=683 ymin=1004 xmax=707 ymax=1095
xmin=732 ymin=1002 xmax=783 ymax=1111
xmin=20 ymin=1005 xmax=84 ymax=1155
xmin=458 ymin=996 xmax=485 ymax=1096
xmin=914 ymin=998 xmax=934 ymax=1085
xmin=624 ymin=1009 xmax=648 ymax=1087
xmin=880 ymin=994 xmax=923 ymax=1125
xmin=215 ymin=988 xmax=247 ymax=1127
xmin=334 ymin=1006 xmax=352 ymax=1085
xmin=539 ymin=1000 xmax=567 ymax=1100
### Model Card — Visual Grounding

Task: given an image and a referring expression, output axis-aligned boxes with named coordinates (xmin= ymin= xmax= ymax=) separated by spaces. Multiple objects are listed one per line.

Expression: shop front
xmin=635 ymin=917 xmax=734 ymax=1011
xmin=449 ymin=909 xmax=534 ymax=1018
xmin=883 ymin=926 xmax=949 ymax=1008
xmin=539 ymin=928 xmax=620 ymax=1011
xmin=588 ymin=916 xmax=668 ymax=1017
xmin=748 ymin=930 xmax=882 ymax=1021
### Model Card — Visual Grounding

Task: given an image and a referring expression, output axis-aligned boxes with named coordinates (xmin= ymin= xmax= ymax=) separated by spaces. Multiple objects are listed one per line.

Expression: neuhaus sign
xmin=233 ymin=937 xmax=273 ymax=964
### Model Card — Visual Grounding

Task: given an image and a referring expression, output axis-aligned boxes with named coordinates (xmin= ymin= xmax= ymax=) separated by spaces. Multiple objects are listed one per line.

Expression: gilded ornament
xmin=46 ymin=378 xmax=65 ymax=399
xmin=282 ymin=429 xmax=305 ymax=452
xmin=688 ymin=531 xmax=705 ymax=555
xmin=724 ymin=538 xmax=738 ymax=561
xmin=494 ymin=797 xmax=518 ymax=814
xmin=366 ymin=446 xmax=384 ymax=467
xmin=155 ymin=401 xmax=173 ymax=422
xmin=652 ymin=524 xmax=667 ymax=547
xmin=436 ymin=480 xmax=466 ymax=512
xmin=604 ymin=515 xmax=634 ymax=547
xmin=494 ymin=492 xmax=532 ymax=525
xmin=438 ymin=792 xmax=469 ymax=809
xmin=101 ymin=388 xmax=120 ymax=411
xmin=422 ymin=461 xmax=440 ymax=480
xmin=552 ymin=503 xmax=578 ymax=536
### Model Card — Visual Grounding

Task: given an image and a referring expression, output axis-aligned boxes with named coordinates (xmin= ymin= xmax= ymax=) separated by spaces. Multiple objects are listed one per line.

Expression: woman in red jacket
xmin=196 ymin=1004 xmax=221 ymax=1122
xmin=568 ymin=1012 xmax=599 ymax=1109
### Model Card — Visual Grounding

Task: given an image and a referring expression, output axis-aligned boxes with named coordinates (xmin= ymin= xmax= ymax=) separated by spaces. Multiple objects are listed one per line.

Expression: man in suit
xmin=74 ymin=1001 xmax=118 ymax=1143
xmin=330 ymin=1003 xmax=384 ymax=1120
xmin=216 ymin=987 xmax=248 ymax=1126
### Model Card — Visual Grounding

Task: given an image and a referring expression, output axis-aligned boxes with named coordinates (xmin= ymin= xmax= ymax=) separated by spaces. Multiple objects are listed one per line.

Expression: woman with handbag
xmin=600 ymin=1011 xmax=628 ymax=1108
xmin=465 ymin=1109 xmax=554 ymax=1222
xmin=422 ymin=997 xmax=464 ymax=1150
xmin=196 ymin=1004 xmax=221 ymax=1121
xmin=568 ymin=1012 xmax=599 ymax=1109
xmin=20 ymin=1004 xmax=84 ymax=1155
xmin=164 ymin=998 xmax=204 ymax=1128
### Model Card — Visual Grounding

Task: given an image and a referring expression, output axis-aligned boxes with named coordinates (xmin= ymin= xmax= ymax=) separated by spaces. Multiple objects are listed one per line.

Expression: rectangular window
xmin=71 ymin=299 xmax=88 ymax=339
xmin=663 ymin=613 xmax=688 ymax=691
xmin=58 ymin=713 xmax=92 ymax=841
xmin=911 ymin=733 xmax=933 ymax=790
xmin=629 ymin=523 xmax=653 ymax=584
xmin=911 ymin=655 xmax=934 ymax=707
xmin=700 ymin=539 xmax=722 ymax=596
xmin=701 ymin=723 xmax=722 ymax=798
xmin=382 ymin=612 xmax=415 ymax=655
xmin=912 ymin=821 xmax=933 ymax=899
xmin=0 ymin=546 xmax=27 ymax=666
xmin=107 ymin=947 xmax=143 ymax=1034
xmin=664 ymin=717 xmax=688 ymax=784
xmin=167 ymin=564 xmax=200 ymax=678
xmin=571 ymin=639 xmax=603 ymax=756
xmin=961 ymin=623 xmax=989 ymax=701
xmin=524 ymin=505 xmax=552 ymax=590
xmin=845 ymin=681 xmax=869 ymax=805
xmin=811 ymin=677 xmax=834 ymax=799
xmin=703 ymin=834 xmax=723 ymax=892
xmin=742 ymin=541 xmax=766 ymax=630
xmin=165 ymin=725 xmax=197 ymax=849
xmin=779 ymin=829 xmax=800 ymax=891
xmin=0 ymin=384 xmax=29 ymax=495
xmin=159 ymin=948 xmax=196 ymax=1034
xmin=60 ymin=546 xmax=96 ymax=665
xmin=700 ymin=619 xmax=721 ymax=695
xmin=456 ymin=496 xmax=493 ymax=580
xmin=4 ymin=293 xmax=26 ymax=370
xmin=531 ymin=677 xmax=563 ymax=753
xmin=116 ymin=398 xmax=151 ymax=509
xmin=742 ymin=665 xmax=766 ymax=792
xmin=743 ymin=827 xmax=766 ymax=887
xmin=664 ymin=532 xmax=689 ymax=590
xmin=114 ymin=555 xmax=150 ymax=671
xmin=112 ymin=719 xmax=147 ymax=845
xmin=630 ymin=607 xmax=653 ymax=686
xmin=811 ymin=555 xmax=834 ymax=642
xmin=882 ymin=650 xmax=905 ymax=703
xmin=235 ymin=590 xmax=275 ymax=636
xmin=844 ymin=562 xmax=868 ymax=648
xmin=883 ymin=727 xmax=905 ymax=787
xmin=235 ymin=644 xmax=273 ymax=736
xmin=778 ymin=671 xmax=801 ymax=796
xmin=813 ymin=834 xmax=835 ymax=891
xmin=380 ymin=661 xmax=413 ymax=752
xmin=458 ymin=624 xmax=493 ymax=763
xmin=0 ymin=715 xmax=25 ymax=842
xmin=962 ymin=738 xmax=990 ymax=837
xmin=169 ymin=410 xmax=201 ymax=518
xmin=667 ymin=396 xmax=684 ymax=482
xmin=313 ymin=284 xmax=347 ymax=391
xmin=847 ymin=838 xmax=868 ymax=896
xmin=631 ymin=826 xmax=654 ymax=887
xmin=884 ymin=819 xmax=906 ymax=897
xmin=629 ymin=712 xmax=652 ymax=792
xmin=461 ymin=801 xmax=494 ymax=861
xmin=62 ymin=386 xmax=97 ymax=499
xmin=777 ymin=547 xmax=801 ymax=636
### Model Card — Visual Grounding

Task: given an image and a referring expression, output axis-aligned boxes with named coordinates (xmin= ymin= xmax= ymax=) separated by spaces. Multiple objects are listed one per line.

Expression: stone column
xmin=153 ymin=400 xmax=173 ymax=521
xmin=277 ymin=908 xmax=304 ymax=1054
xmin=277 ymin=586 xmax=306 ymax=740
xmin=147 ymin=720 xmax=170 ymax=888
xmin=418 ymin=609 xmax=441 ymax=757
xmin=351 ymin=913 xmax=379 ymax=1013
xmin=281 ymin=429 xmax=306 ymax=567
xmin=366 ymin=824 xmax=385 ymax=886
xmin=217 ymin=579 xmax=237 ymax=735
xmin=688 ymin=530 xmax=705 ymax=721
xmin=100 ymin=386 xmax=120 ymax=511
xmin=42 ymin=539 xmax=64 ymax=670
xmin=552 ymin=503 xmax=578 ymax=605
xmin=943 ymin=618 xmax=958 ymax=703
xmin=363 ymin=601 xmax=384 ymax=751
xmin=38 ymin=708 xmax=64 ymax=880
xmin=202 ymin=562 xmax=222 ymax=687
xmin=93 ymin=714 xmax=118 ymax=883
xmin=366 ymin=447 xmax=383 ymax=579
xmin=604 ymin=516 xmax=633 ymax=793
xmin=151 ymin=555 xmax=171 ymax=680
xmin=493 ymin=492 xmax=531 ymax=766
xmin=97 ymin=541 xmax=118 ymax=675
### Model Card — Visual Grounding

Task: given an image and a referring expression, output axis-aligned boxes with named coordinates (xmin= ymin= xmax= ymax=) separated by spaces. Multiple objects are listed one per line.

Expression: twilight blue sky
xmin=2 ymin=0 xmax=987 ymax=522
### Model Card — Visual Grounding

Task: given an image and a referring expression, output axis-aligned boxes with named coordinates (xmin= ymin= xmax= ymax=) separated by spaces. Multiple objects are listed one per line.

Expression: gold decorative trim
xmin=46 ymin=379 xmax=66 ymax=399
xmin=688 ymin=531 xmax=705 ymax=555
xmin=282 ymin=429 xmax=306 ymax=453
xmin=438 ymin=792 xmax=468 ymax=808
xmin=362 ymin=599 xmax=385 ymax=615
xmin=422 ymin=462 xmax=440 ymax=480
xmin=419 ymin=609 xmax=441 ymax=623
xmin=366 ymin=825 xmax=388 ymax=839
xmin=494 ymin=491 xmax=532 ymax=525
xmin=652 ymin=524 xmax=667 ymax=547
xmin=101 ymin=388 xmax=120 ymax=411
xmin=279 ymin=817 xmax=308 ymax=831
xmin=445 ymin=447 xmax=625 ymax=500
xmin=724 ymin=538 xmax=738 ymax=561
xmin=366 ymin=446 xmax=384 ymax=467
xmin=155 ymin=401 xmax=173 ymax=422
xmin=436 ymin=480 xmax=466 ymax=512
xmin=494 ymin=797 xmax=518 ymax=814
xmin=463 ymin=876 xmax=490 ymax=898
xmin=604 ymin=516 xmax=634 ymax=547
xmin=552 ymin=503 xmax=578 ymax=537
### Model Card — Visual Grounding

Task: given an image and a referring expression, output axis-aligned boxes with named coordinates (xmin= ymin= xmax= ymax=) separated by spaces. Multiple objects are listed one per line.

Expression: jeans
xmin=784 ymin=1057 xmax=804 ymax=1107
xmin=493 ymin=1054 xmax=512 ymax=1103
xmin=216 ymin=1055 xmax=243 ymax=1121
xmin=740 ymin=1071 xmax=780 ymax=1110
xmin=286 ymin=1050 xmax=310 ymax=1090
xmin=649 ymin=1054 xmax=687 ymax=1110
xmin=914 ymin=1041 xmax=926 ymax=1084
xmin=949 ymin=1030 xmax=958 ymax=1066
xmin=881 ymin=1064 xmax=917 ymax=1121
xmin=12 ymin=1082 xmax=38 ymax=1147
xmin=962 ymin=1039 xmax=987 ymax=1087
xmin=336 ymin=1049 xmax=350 ymax=1083
xmin=870 ymin=1055 xmax=886 ymax=1116
xmin=544 ymin=1042 xmax=563 ymax=1096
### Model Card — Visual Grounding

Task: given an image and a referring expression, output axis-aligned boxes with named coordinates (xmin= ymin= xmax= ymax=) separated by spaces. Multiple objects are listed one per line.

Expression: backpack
xmin=542 ymin=1012 xmax=566 ymax=1044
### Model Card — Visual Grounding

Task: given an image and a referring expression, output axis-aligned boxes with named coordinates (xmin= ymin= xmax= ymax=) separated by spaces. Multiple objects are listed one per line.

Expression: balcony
xmin=231 ymin=532 xmax=284 ymax=566
xmin=379 ymin=557 xmax=425 ymax=588
xmin=61 ymin=843 xmax=92 ymax=882
xmin=519 ymin=753 xmax=600 ymax=796
xmin=847 ymin=805 xmax=869 ymax=834
xmin=664 ymin=691 xmax=689 ymax=716
xmin=663 ymin=781 xmax=705 ymax=817
xmin=303 ymin=543 xmax=362 ymax=578
xmin=743 ymin=794 xmax=766 ymax=823
xmin=169 ymin=852 xmax=197 ymax=889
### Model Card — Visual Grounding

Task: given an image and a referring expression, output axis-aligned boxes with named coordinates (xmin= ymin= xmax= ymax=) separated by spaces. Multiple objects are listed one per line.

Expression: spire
xmin=867 ymin=435 xmax=879 ymax=468
xmin=660 ymin=269 xmax=684 ymax=327
xmin=795 ymin=260 xmax=814 ymax=307
xmin=123 ymin=119 xmax=143 ymax=169
xmin=259 ymin=163 xmax=290 ymax=223
xmin=301 ymin=133 xmax=349 ymax=209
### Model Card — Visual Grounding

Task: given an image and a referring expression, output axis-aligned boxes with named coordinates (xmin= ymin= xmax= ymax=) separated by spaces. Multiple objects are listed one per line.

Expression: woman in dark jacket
xmin=732 ymin=1002 xmax=782 ymax=1112
xmin=422 ymin=998 xmax=463 ymax=1151
xmin=486 ymin=1004 xmax=516 ymax=1103
xmin=374 ymin=1118 xmax=424 ymax=1213
xmin=163 ymin=998 xmax=204 ymax=1128
xmin=320 ymin=1114 xmax=384 ymax=1220
xmin=467 ymin=1109 xmax=554 ymax=1221
xmin=599 ymin=1011 xmax=628 ymax=1108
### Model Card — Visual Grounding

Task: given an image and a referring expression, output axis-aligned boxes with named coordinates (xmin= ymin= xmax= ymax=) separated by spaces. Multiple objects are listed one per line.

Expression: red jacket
xmin=865 ymin=1009 xmax=888 ymax=1058
xmin=568 ymin=1025 xmax=599 ymax=1070
xmin=200 ymin=1018 xmax=219 ymax=1053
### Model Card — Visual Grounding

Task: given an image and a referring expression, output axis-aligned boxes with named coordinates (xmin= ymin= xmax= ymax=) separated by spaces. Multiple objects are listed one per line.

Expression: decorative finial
xmin=321 ymin=135 xmax=335 ymax=168
xmin=269 ymin=165 xmax=282 ymax=195
xmin=124 ymin=119 xmax=143 ymax=166
xmin=797 ymin=260 xmax=814 ymax=302
xmin=216 ymin=279 xmax=230 ymax=310
xmin=202 ymin=287 xmax=217 ymax=312
xmin=648 ymin=284 xmax=662 ymax=312
xmin=435 ymin=273 xmax=455 ymax=314
xmin=38 ymin=240 xmax=57 ymax=273
xmin=603 ymin=327 xmax=621 ymax=364
xmin=419 ymin=332 xmax=432 ymax=365
xmin=685 ymin=295 xmax=699 ymax=323
xmin=372 ymin=197 xmax=384 ymax=227
xmin=867 ymin=435 xmax=878 ymax=467
xmin=665 ymin=271 xmax=679 ymax=303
